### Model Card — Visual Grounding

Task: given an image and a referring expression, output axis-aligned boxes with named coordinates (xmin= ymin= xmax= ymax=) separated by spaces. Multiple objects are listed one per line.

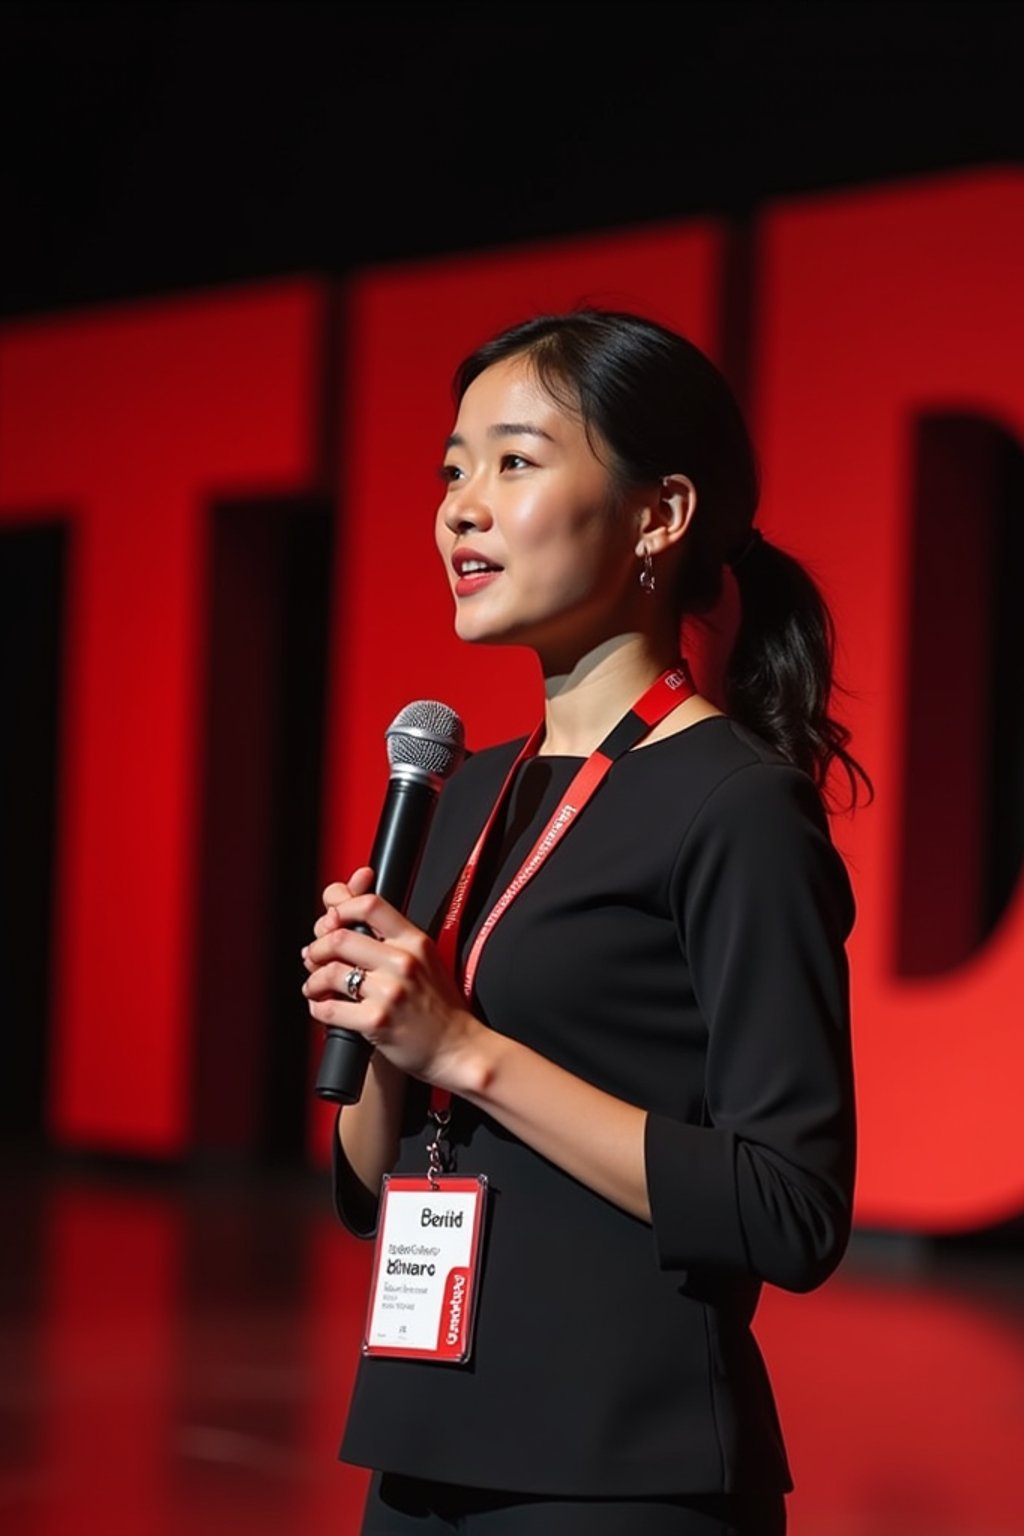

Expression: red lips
xmin=452 ymin=547 xmax=503 ymax=597
xmin=452 ymin=547 xmax=502 ymax=576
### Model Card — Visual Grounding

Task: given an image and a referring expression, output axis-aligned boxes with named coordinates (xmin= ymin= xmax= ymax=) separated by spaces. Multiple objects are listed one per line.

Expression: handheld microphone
xmin=314 ymin=699 xmax=466 ymax=1105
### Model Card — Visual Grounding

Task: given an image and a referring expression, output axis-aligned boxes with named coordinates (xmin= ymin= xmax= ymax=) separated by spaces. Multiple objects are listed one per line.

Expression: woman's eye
xmin=438 ymin=463 xmax=464 ymax=486
xmin=500 ymin=453 xmax=531 ymax=471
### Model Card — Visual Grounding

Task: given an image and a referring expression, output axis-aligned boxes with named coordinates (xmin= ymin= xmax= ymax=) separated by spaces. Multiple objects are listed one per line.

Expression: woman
xmin=302 ymin=310 xmax=864 ymax=1534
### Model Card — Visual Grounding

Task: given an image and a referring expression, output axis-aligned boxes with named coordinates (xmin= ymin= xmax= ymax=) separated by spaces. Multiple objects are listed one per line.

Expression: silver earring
xmin=639 ymin=549 xmax=655 ymax=594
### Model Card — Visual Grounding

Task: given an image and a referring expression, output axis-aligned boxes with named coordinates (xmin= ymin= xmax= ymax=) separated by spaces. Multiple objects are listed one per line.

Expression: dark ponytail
xmin=725 ymin=536 xmax=871 ymax=809
xmin=454 ymin=308 xmax=871 ymax=808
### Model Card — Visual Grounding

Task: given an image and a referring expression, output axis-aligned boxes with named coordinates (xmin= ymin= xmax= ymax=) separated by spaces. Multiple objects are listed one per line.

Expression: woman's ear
xmin=634 ymin=473 xmax=697 ymax=556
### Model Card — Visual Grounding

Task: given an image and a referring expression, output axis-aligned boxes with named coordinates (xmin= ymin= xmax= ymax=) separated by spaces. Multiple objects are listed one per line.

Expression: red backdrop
xmin=1 ymin=170 xmax=1021 ymax=1230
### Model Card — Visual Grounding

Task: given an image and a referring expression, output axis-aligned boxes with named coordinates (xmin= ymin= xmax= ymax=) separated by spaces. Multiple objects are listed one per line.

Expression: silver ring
xmin=345 ymin=966 xmax=366 ymax=1002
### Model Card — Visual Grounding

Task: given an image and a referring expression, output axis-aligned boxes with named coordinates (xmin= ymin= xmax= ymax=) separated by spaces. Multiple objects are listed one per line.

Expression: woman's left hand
xmin=301 ymin=890 xmax=481 ymax=1089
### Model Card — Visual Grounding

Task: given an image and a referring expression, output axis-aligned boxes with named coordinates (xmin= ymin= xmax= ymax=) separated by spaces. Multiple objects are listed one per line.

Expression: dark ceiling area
xmin=1 ymin=0 xmax=1022 ymax=319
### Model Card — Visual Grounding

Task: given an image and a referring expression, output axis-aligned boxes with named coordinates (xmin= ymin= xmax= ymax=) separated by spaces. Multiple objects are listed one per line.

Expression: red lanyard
xmin=430 ymin=663 xmax=695 ymax=1114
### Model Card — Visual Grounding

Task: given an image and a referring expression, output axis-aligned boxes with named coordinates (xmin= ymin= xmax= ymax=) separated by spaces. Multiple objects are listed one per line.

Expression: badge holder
xmin=362 ymin=1107 xmax=487 ymax=1362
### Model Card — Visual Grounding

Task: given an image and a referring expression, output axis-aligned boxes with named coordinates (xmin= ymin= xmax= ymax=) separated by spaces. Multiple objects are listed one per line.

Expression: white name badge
xmin=362 ymin=1175 xmax=487 ymax=1363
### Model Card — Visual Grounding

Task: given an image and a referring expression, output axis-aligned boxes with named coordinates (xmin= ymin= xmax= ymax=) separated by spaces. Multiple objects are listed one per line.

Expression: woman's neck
xmin=537 ymin=633 xmax=679 ymax=757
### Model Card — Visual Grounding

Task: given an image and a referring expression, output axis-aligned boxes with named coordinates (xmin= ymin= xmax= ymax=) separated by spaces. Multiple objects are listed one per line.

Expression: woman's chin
xmin=453 ymin=607 xmax=520 ymax=647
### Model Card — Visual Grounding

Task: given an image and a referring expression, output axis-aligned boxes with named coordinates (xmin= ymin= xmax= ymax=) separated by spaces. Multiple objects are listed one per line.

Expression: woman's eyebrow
xmin=444 ymin=423 xmax=556 ymax=451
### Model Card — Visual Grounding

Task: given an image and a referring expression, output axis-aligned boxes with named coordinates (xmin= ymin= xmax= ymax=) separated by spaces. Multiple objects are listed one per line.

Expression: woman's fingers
xmin=322 ymin=867 xmax=375 ymax=909
xmin=311 ymin=908 xmax=340 ymax=941
xmin=303 ymin=959 xmax=375 ymax=1005
xmin=327 ymin=891 xmax=416 ymax=944
xmin=302 ymin=946 xmax=400 ymax=1036
xmin=304 ymin=925 xmax=393 ymax=978
xmin=304 ymin=892 xmax=414 ymax=973
xmin=303 ymin=979 xmax=382 ymax=1033
xmin=304 ymin=867 xmax=380 ymax=966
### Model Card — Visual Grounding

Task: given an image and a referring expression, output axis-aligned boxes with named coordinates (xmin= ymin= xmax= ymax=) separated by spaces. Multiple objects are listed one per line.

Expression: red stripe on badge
xmin=437 ymin=1268 xmax=471 ymax=1357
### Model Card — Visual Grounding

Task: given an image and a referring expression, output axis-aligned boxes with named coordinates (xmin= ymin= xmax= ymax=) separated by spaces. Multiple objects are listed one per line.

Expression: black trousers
xmin=360 ymin=1472 xmax=787 ymax=1535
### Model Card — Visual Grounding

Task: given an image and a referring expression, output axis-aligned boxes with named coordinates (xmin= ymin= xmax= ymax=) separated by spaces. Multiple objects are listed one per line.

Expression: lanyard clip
xmin=425 ymin=1107 xmax=452 ymax=1189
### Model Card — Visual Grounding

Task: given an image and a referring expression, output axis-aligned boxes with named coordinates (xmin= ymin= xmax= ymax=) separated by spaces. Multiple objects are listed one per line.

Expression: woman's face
xmin=435 ymin=354 xmax=644 ymax=663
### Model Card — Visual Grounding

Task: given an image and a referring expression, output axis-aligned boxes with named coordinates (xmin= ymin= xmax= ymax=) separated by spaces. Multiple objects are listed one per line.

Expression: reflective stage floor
xmin=2 ymin=1155 xmax=1021 ymax=1535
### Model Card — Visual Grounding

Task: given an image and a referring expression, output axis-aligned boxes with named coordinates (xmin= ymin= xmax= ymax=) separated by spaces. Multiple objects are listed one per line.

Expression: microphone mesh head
xmin=385 ymin=700 xmax=466 ymax=779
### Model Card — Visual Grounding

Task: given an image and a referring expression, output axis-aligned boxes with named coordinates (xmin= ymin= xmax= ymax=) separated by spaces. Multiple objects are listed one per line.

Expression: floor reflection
xmin=1 ymin=1157 xmax=1021 ymax=1535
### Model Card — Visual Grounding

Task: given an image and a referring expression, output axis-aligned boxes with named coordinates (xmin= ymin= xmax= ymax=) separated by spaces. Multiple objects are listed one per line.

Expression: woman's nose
xmin=442 ymin=482 xmax=492 ymax=536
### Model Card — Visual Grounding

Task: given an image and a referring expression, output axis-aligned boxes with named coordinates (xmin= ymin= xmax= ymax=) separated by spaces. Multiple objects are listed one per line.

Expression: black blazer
xmin=334 ymin=718 xmax=856 ymax=1497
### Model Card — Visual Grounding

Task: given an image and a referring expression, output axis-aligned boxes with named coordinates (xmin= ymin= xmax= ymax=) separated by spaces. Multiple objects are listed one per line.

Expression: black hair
xmin=454 ymin=308 xmax=870 ymax=808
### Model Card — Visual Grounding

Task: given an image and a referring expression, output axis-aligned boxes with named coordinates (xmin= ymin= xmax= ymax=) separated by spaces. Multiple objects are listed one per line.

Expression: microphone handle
xmin=314 ymin=775 xmax=440 ymax=1105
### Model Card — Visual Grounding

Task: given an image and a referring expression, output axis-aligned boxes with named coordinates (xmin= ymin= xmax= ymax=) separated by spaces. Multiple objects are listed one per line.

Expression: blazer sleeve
xmin=645 ymin=762 xmax=857 ymax=1293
